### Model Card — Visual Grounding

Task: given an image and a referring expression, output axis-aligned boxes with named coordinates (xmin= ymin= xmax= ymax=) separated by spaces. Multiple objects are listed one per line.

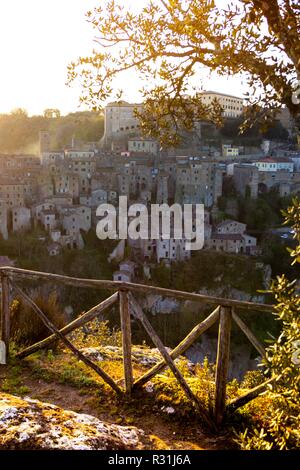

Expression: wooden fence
xmin=0 ymin=267 xmax=274 ymax=428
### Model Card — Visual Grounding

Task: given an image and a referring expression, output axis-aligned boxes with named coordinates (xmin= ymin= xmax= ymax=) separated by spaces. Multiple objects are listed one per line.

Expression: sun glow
xmin=0 ymin=0 xmax=246 ymax=116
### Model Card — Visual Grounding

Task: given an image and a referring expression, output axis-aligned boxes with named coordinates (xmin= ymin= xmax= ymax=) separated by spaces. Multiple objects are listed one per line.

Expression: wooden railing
xmin=0 ymin=267 xmax=274 ymax=428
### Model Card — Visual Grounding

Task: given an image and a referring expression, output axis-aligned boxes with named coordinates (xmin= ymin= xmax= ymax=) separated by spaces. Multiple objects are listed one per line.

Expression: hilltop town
xmin=0 ymin=93 xmax=299 ymax=287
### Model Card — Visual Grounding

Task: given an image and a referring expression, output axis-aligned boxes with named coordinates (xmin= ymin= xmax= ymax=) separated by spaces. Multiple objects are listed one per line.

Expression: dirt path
xmin=0 ymin=364 xmax=232 ymax=450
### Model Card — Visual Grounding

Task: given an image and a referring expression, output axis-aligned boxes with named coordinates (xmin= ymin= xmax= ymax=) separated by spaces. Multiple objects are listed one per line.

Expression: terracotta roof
xmin=258 ymin=157 xmax=293 ymax=163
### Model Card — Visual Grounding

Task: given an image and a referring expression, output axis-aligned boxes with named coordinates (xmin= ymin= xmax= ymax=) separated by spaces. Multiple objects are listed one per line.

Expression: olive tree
xmin=68 ymin=0 xmax=300 ymax=146
xmin=239 ymin=199 xmax=300 ymax=450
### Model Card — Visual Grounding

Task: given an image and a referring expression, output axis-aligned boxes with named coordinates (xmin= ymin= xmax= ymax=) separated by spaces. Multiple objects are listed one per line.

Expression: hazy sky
xmin=0 ymin=0 xmax=247 ymax=116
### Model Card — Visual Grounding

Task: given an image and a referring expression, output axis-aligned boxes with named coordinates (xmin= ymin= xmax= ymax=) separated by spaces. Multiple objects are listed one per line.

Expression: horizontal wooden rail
xmin=0 ymin=266 xmax=278 ymax=427
xmin=0 ymin=267 xmax=274 ymax=313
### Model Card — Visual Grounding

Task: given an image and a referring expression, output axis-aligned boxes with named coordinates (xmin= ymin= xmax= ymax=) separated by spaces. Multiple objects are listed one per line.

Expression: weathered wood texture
xmin=129 ymin=293 xmax=213 ymax=428
xmin=134 ymin=306 xmax=220 ymax=389
xmin=232 ymin=311 xmax=266 ymax=358
xmin=214 ymin=306 xmax=232 ymax=426
xmin=0 ymin=275 xmax=10 ymax=363
xmin=119 ymin=290 xmax=133 ymax=394
xmin=0 ymin=266 xmax=274 ymax=312
xmin=0 ymin=266 xmax=276 ymax=426
xmin=16 ymin=292 xmax=119 ymax=359
xmin=227 ymin=376 xmax=276 ymax=414
xmin=13 ymin=283 xmax=122 ymax=395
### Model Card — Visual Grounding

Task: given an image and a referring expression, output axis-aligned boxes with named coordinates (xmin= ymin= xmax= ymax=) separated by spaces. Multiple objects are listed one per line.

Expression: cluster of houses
xmin=0 ymin=145 xmax=224 ymax=257
xmin=1 ymin=101 xmax=300 ymax=277
xmin=227 ymin=155 xmax=300 ymax=199
xmin=1 ymin=142 xmax=299 ymax=265
xmin=111 ymin=218 xmax=258 ymax=282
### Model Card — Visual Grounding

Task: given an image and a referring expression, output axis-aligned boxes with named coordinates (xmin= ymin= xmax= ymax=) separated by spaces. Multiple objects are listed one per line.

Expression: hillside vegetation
xmin=0 ymin=109 xmax=104 ymax=154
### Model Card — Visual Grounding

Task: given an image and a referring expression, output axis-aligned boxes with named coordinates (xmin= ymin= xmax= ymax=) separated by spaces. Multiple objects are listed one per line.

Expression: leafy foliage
xmin=68 ymin=0 xmax=300 ymax=146
xmin=0 ymin=110 xmax=104 ymax=154
xmin=237 ymin=198 xmax=300 ymax=450
xmin=71 ymin=320 xmax=122 ymax=349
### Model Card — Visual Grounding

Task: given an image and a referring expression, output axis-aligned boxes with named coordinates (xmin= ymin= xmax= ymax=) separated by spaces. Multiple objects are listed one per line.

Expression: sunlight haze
xmin=0 ymin=0 xmax=247 ymax=116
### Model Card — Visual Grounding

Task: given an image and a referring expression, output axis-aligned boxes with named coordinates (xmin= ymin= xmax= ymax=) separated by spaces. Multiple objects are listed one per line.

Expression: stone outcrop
xmin=0 ymin=393 xmax=148 ymax=450
xmin=81 ymin=345 xmax=194 ymax=370
xmin=81 ymin=345 xmax=164 ymax=367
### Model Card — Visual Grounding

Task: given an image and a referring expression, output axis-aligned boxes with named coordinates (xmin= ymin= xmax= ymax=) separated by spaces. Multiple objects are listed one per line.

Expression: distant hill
xmin=0 ymin=109 xmax=104 ymax=154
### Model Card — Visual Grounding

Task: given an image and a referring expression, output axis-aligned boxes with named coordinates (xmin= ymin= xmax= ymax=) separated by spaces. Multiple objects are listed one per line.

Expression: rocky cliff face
xmin=140 ymin=286 xmax=268 ymax=380
xmin=0 ymin=393 xmax=148 ymax=450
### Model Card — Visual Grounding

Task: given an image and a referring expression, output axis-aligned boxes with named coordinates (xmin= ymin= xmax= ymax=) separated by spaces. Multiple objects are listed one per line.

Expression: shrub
xmin=236 ymin=198 xmax=300 ymax=450
xmin=71 ymin=319 xmax=122 ymax=349
xmin=10 ymin=287 xmax=66 ymax=346
xmin=240 ymin=370 xmax=265 ymax=390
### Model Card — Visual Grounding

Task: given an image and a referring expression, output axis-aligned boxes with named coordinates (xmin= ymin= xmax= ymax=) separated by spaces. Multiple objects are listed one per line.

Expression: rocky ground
xmin=0 ymin=345 xmax=242 ymax=450
xmin=0 ymin=392 xmax=148 ymax=450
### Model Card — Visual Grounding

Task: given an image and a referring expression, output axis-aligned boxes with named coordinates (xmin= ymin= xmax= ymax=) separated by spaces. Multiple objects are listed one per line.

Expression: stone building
xmin=208 ymin=233 xmax=257 ymax=254
xmin=40 ymin=210 xmax=58 ymax=232
xmin=216 ymin=220 xmax=247 ymax=235
xmin=117 ymin=161 xmax=152 ymax=198
xmin=175 ymin=160 xmax=223 ymax=207
xmin=113 ymin=260 xmax=136 ymax=283
xmin=0 ymin=181 xmax=30 ymax=210
xmin=53 ymin=174 xmax=80 ymax=200
xmin=156 ymin=172 xmax=169 ymax=204
xmin=61 ymin=206 xmax=92 ymax=236
xmin=36 ymin=172 xmax=54 ymax=200
xmin=254 ymin=157 xmax=294 ymax=173
xmin=258 ymin=169 xmax=294 ymax=196
xmin=228 ymin=163 xmax=258 ymax=199
xmin=0 ymin=199 xmax=8 ymax=240
xmin=101 ymin=101 xmax=143 ymax=148
xmin=128 ymin=138 xmax=158 ymax=155
xmin=200 ymin=91 xmax=244 ymax=118
xmin=46 ymin=194 xmax=73 ymax=208
xmin=156 ymin=238 xmax=191 ymax=263
xmin=113 ymin=270 xmax=132 ymax=282
xmin=32 ymin=202 xmax=55 ymax=220
xmin=12 ymin=207 xmax=31 ymax=232
xmin=64 ymin=150 xmax=95 ymax=160
xmin=41 ymin=151 xmax=65 ymax=167
xmin=47 ymin=243 xmax=62 ymax=257
xmin=208 ymin=219 xmax=257 ymax=254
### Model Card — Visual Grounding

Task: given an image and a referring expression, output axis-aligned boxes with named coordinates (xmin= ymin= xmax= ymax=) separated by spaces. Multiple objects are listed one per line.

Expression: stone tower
xmin=39 ymin=131 xmax=51 ymax=155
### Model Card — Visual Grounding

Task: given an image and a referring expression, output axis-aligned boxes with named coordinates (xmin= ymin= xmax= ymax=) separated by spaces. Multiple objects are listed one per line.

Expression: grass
xmin=16 ymin=346 xmax=251 ymax=426
xmin=0 ymin=364 xmax=30 ymax=396
xmin=0 ymin=331 xmax=277 ymax=450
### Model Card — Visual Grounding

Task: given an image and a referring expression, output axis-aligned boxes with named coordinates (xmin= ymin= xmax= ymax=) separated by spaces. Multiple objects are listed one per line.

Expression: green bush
xmin=237 ymin=198 xmax=300 ymax=450
xmin=240 ymin=370 xmax=265 ymax=390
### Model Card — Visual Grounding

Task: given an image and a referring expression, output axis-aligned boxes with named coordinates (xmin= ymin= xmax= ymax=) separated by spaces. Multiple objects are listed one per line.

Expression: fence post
xmin=1 ymin=274 xmax=10 ymax=364
xmin=214 ymin=306 xmax=232 ymax=426
xmin=119 ymin=289 xmax=133 ymax=394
